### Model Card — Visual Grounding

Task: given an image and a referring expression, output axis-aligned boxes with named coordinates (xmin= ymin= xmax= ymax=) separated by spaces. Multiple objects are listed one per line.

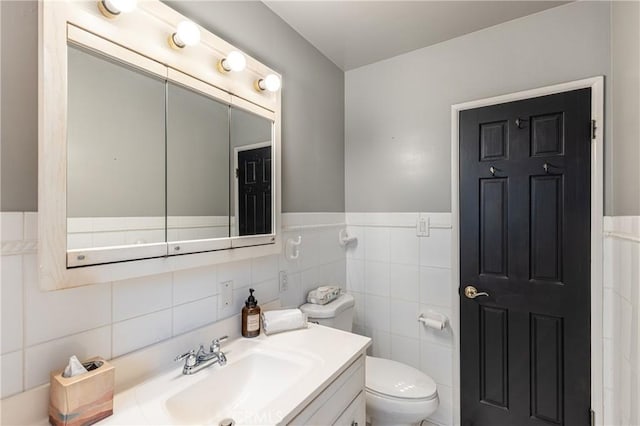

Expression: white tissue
xmin=262 ymin=309 xmax=308 ymax=335
xmin=62 ymin=355 xmax=88 ymax=378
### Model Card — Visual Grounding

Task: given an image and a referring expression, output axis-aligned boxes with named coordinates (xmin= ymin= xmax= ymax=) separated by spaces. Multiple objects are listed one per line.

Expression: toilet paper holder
xmin=418 ymin=310 xmax=448 ymax=330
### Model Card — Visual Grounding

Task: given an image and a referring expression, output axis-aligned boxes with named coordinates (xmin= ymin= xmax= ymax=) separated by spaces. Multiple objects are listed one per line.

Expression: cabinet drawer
xmin=288 ymin=355 xmax=365 ymax=425
xmin=333 ymin=391 xmax=365 ymax=426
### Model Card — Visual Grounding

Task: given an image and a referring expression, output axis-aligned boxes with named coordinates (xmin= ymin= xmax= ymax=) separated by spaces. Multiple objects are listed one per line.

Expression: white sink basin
xmin=135 ymin=340 xmax=318 ymax=425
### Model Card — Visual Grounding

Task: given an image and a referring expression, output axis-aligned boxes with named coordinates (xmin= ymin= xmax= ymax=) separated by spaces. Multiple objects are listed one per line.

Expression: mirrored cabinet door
xmin=67 ymin=45 xmax=166 ymax=255
xmin=167 ymin=83 xmax=230 ymax=251
xmin=229 ymin=107 xmax=274 ymax=237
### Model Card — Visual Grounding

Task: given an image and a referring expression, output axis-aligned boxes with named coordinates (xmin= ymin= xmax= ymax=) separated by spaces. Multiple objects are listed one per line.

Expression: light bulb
xmin=170 ymin=21 xmax=200 ymax=49
xmin=256 ymin=74 xmax=281 ymax=92
xmin=224 ymin=51 xmax=247 ymax=72
xmin=98 ymin=0 xmax=137 ymax=17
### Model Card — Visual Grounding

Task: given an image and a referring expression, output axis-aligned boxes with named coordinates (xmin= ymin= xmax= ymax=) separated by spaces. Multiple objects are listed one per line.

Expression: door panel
xmin=237 ymin=146 xmax=272 ymax=236
xmin=460 ymin=88 xmax=591 ymax=426
xmin=479 ymin=306 xmax=509 ymax=408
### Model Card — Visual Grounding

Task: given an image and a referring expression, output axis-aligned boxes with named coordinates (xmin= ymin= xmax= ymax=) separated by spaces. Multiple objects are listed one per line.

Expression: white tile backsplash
xmin=420 ymin=266 xmax=453 ymax=308
xmin=346 ymin=259 xmax=365 ymax=293
xmin=390 ymin=263 xmax=419 ymax=301
xmin=390 ymin=334 xmax=420 ymax=370
xmin=217 ymin=259 xmax=252 ymax=289
xmin=390 ymin=299 xmax=420 ymax=339
xmin=429 ymin=383 xmax=453 ymax=426
xmin=25 ymin=326 xmax=112 ymax=389
xmin=364 ymin=261 xmax=390 ymax=297
xmin=172 ymin=265 xmax=218 ymax=305
xmin=1 ymin=350 xmax=23 ymax=398
xmin=365 ymin=294 xmax=390 ymax=332
xmin=251 ymin=254 xmax=279 ymax=284
xmin=112 ymin=309 xmax=172 ymax=357
xmin=603 ymin=216 xmax=640 ymax=426
xmin=113 ymin=273 xmax=172 ymax=322
xmin=421 ymin=341 xmax=453 ymax=387
xmin=365 ymin=227 xmax=390 ymax=262
xmin=173 ymin=296 xmax=218 ymax=336
xmin=1 ymin=211 xmax=346 ymax=396
xmin=420 ymin=228 xmax=452 ymax=268
xmin=390 ymin=227 xmax=420 ymax=265
xmin=23 ymin=213 xmax=37 ymax=240
xmin=23 ymin=254 xmax=111 ymax=346
xmin=1 ymin=212 xmax=24 ymax=241
xmin=1 ymin=255 xmax=23 ymax=354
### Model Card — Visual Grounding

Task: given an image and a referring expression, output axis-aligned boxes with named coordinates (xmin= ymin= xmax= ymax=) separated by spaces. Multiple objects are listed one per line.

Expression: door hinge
xmin=235 ymin=168 xmax=239 ymax=178
xmin=590 ymin=408 xmax=595 ymax=426
xmin=591 ymin=119 xmax=597 ymax=140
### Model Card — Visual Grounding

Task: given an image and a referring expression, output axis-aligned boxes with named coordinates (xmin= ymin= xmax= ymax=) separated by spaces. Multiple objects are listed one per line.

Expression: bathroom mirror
xmin=230 ymin=107 xmax=274 ymax=237
xmin=67 ymin=44 xmax=166 ymax=253
xmin=40 ymin=1 xmax=281 ymax=290
xmin=167 ymin=82 xmax=230 ymax=245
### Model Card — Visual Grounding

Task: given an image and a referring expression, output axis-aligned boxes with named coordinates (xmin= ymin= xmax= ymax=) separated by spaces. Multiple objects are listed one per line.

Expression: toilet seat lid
xmin=366 ymin=356 xmax=437 ymax=400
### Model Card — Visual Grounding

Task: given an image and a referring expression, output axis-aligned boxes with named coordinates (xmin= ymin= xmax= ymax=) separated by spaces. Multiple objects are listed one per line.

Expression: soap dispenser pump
xmin=242 ymin=288 xmax=261 ymax=338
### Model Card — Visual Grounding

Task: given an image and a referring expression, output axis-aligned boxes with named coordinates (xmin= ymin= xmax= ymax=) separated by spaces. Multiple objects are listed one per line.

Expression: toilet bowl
xmin=300 ymin=293 xmax=439 ymax=425
xmin=366 ymin=356 xmax=439 ymax=425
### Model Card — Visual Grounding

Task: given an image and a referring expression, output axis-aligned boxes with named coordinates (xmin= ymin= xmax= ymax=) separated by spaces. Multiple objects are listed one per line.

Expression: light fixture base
xmin=97 ymin=0 xmax=119 ymax=19
xmin=254 ymin=79 xmax=264 ymax=92
xmin=168 ymin=34 xmax=184 ymax=50
xmin=217 ymin=59 xmax=230 ymax=74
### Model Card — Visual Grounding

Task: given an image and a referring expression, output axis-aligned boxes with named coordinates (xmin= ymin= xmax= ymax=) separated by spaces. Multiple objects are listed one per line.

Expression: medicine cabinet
xmin=39 ymin=0 xmax=281 ymax=290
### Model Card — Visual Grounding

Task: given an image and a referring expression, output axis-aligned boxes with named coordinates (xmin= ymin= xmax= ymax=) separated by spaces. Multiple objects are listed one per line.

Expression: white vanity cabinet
xmin=289 ymin=354 xmax=366 ymax=426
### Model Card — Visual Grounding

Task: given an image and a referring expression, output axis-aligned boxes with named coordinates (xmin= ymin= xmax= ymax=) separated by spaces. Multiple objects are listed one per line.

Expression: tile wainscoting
xmin=345 ymin=212 xmax=454 ymax=426
xmin=0 ymin=212 xmax=346 ymax=400
xmin=603 ymin=216 xmax=640 ymax=426
xmin=4 ymin=210 xmax=632 ymax=426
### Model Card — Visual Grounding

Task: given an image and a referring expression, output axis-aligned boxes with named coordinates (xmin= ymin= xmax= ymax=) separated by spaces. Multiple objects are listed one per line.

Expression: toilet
xmin=300 ymin=293 xmax=439 ymax=426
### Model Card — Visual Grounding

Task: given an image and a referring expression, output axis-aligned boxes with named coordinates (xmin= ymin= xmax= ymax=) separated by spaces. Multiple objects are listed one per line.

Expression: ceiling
xmin=263 ymin=1 xmax=569 ymax=71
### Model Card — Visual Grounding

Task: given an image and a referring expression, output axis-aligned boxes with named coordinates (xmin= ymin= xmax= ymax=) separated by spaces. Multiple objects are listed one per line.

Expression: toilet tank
xmin=299 ymin=293 xmax=355 ymax=332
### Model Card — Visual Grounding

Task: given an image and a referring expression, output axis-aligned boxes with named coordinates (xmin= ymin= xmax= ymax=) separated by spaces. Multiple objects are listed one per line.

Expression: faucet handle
xmin=175 ymin=349 xmax=197 ymax=367
xmin=210 ymin=335 xmax=229 ymax=353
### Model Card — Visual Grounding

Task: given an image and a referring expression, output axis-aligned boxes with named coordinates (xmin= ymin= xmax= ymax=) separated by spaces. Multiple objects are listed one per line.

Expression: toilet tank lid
xmin=299 ymin=293 xmax=354 ymax=318
xmin=366 ymin=356 xmax=437 ymax=400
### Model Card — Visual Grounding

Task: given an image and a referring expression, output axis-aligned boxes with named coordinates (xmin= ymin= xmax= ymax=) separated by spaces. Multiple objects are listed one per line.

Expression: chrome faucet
xmin=175 ymin=336 xmax=228 ymax=375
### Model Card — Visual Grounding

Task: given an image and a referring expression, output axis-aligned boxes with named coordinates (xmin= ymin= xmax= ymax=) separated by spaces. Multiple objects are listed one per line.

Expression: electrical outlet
xmin=220 ymin=280 xmax=233 ymax=308
xmin=279 ymin=270 xmax=289 ymax=292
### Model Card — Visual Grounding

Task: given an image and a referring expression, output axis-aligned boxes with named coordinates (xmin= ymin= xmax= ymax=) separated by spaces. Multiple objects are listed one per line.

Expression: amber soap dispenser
xmin=242 ymin=288 xmax=261 ymax=337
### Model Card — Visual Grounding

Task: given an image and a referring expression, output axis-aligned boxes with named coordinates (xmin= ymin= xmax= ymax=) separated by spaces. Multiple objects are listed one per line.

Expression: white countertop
xmin=96 ymin=325 xmax=370 ymax=425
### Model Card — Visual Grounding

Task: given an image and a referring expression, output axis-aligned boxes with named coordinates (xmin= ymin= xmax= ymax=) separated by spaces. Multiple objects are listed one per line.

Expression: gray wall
xmin=611 ymin=1 xmax=640 ymax=216
xmin=345 ymin=1 xmax=618 ymax=213
xmin=0 ymin=0 xmax=346 ymax=213
xmin=1 ymin=1 xmax=38 ymax=212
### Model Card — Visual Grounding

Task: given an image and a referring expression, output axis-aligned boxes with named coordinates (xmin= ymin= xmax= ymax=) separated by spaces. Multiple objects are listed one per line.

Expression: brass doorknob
xmin=464 ymin=285 xmax=489 ymax=299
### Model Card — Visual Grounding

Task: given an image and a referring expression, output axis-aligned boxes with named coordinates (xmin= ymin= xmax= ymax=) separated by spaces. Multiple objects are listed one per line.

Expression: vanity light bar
xmin=96 ymin=4 xmax=281 ymax=92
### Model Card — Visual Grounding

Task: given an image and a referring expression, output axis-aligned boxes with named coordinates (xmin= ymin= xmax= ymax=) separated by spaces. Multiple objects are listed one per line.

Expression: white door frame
xmin=450 ymin=76 xmax=604 ymax=426
xmin=233 ymin=141 xmax=272 ymax=236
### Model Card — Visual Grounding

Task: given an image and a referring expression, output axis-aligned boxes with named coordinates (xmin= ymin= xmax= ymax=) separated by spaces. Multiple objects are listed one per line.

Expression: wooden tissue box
xmin=49 ymin=357 xmax=114 ymax=426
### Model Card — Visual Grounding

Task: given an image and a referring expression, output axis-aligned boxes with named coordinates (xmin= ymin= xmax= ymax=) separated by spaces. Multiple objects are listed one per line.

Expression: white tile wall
xmin=0 ymin=212 xmax=346 ymax=398
xmin=346 ymin=212 xmax=454 ymax=425
xmin=603 ymin=216 xmax=640 ymax=426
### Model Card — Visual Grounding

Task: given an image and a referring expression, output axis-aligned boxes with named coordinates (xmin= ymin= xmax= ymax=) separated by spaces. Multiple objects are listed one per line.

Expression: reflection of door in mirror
xmin=167 ymin=83 xmax=230 ymax=242
xmin=66 ymin=45 xmax=166 ymax=251
xmin=230 ymin=108 xmax=273 ymax=237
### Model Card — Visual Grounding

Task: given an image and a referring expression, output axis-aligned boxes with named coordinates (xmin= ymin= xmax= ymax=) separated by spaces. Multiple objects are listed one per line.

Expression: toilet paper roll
xmin=262 ymin=309 xmax=308 ymax=335
xmin=421 ymin=317 xmax=446 ymax=330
